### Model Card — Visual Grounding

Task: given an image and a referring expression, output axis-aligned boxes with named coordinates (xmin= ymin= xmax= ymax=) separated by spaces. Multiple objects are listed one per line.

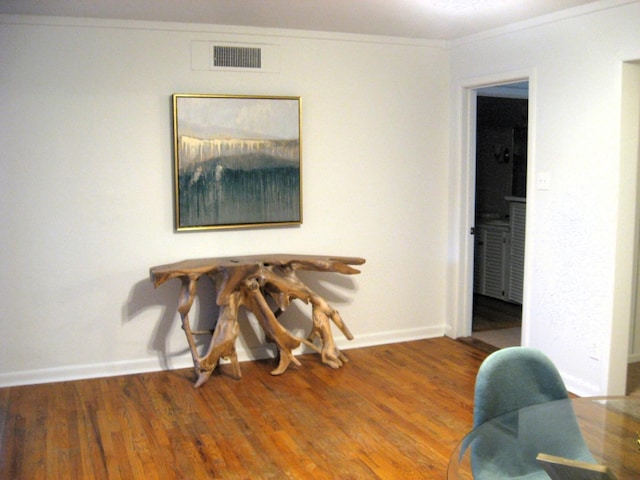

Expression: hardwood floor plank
xmin=0 ymin=337 xmax=487 ymax=479
xmin=74 ymin=385 xmax=108 ymax=480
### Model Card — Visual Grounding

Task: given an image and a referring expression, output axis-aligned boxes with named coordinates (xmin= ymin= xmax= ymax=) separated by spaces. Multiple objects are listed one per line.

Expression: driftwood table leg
xmin=176 ymin=276 xmax=202 ymax=378
xmin=243 ymin=279 xmax=303 ymax=376
xmin=308 ymin=295 xmax=351 ymax=369
xmin=193 ymin=290 xmax=243 ymax=388
xmin=175 ymin=276 xmax=243 ymax=388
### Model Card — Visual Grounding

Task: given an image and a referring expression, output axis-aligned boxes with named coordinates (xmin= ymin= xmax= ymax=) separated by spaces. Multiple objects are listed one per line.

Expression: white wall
xmin=0 ymin=16 xmax=450 ymax=385
xmin=447 ymin=1 xmax=640 ymax=395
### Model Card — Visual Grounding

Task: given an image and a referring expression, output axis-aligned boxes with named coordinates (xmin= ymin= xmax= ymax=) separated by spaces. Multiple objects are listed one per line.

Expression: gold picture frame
xmin=172 ymin=94 xmax=302 ymax=231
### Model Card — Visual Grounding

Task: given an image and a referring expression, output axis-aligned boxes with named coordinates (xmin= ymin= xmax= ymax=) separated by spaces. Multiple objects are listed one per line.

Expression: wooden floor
xmin=472 ymin=294 xmax=521 ymax=332
xmin=0 ymin=337 xmax=488 ymax=479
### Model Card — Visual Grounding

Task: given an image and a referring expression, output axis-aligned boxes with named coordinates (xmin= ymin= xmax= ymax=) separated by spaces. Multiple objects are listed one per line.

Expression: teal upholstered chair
xmin=470 ymin=347 xmax=594 ymax=479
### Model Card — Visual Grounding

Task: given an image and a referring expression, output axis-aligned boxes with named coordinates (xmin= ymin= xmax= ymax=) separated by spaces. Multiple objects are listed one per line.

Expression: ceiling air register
xmin=190 ymin=41 xmax=280 ymax=73
xmin=214 ymin=45 xmax=261 ymax=69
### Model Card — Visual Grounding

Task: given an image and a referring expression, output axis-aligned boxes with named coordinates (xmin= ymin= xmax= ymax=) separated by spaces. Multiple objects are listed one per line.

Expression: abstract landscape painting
xmin=172 ymin=94 xmax=301 ymax=230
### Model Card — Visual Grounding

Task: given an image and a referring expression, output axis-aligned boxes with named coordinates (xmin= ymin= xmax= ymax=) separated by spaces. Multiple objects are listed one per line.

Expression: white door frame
xmin=609 ymin=60 xmax=640 ymax=394
xmin=447 ymin=70 xmax=535 ymax=342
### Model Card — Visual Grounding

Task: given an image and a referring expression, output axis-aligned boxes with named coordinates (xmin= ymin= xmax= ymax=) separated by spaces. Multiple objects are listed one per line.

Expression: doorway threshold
xmin=472 ymin=327 xmax=521 ymax=350
xmin=457 ymin=336 xmax=499 ymax=354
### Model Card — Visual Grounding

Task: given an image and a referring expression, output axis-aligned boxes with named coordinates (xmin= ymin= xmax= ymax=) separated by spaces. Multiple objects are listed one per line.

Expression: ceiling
xmin=0 ymin=0 xmax=609 ymax=40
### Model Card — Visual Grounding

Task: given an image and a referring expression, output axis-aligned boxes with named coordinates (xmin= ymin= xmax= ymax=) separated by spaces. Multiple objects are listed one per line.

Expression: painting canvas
xmin=172 ymin=94 xmax=302 ymax=230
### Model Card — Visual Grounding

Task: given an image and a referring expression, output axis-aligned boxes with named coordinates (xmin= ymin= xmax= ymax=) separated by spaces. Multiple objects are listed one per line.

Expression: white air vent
xmin=214 ymin=45 xmax=261 ymax=69
xmin=191 ymin=41 xmax=280 ymax=73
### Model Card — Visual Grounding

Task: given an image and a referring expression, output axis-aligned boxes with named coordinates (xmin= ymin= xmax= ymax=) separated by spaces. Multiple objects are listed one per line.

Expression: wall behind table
xmin=0 ymin=16 xmax=450 ymax=385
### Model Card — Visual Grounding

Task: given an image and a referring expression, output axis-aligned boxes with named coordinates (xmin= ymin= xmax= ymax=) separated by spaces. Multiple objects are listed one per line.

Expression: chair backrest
xmin=473 ymin=346 xmax=569 ymax=429
xmin=470 ymin=347 xmax=594 ymax=479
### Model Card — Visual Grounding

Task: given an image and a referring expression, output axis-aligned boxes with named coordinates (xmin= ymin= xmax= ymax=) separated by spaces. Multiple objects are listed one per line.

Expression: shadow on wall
xmin=123 ymin=267 xmax=361 ymax=371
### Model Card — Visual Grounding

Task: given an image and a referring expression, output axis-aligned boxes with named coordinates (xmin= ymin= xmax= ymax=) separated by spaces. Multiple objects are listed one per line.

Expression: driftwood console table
xmin=149 ymin=254 xmax=365 ymax=388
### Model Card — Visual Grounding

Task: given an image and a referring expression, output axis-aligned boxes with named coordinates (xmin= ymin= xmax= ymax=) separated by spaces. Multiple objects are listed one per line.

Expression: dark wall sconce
xmin=494 ymin=144 xmax=510 ymax=164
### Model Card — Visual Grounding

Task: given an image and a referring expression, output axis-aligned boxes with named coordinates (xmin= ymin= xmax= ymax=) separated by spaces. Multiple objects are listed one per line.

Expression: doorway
xmin=621 ymin=60 xmax=640 ymax=394
xmin=470 ymin=82 xmax=529 ymax=350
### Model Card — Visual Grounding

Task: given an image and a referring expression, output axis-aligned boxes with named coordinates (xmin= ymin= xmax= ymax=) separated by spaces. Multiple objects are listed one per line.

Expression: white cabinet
xmin=508 ymin=201 xmax=526 ymax=304
xmin=474 ymin=223 xmax=510 ymax=301
xmin=474 ymin=198 xmax=526 ymax=304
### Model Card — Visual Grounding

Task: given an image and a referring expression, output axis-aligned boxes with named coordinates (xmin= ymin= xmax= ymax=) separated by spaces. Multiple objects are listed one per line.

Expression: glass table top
xmin=448 ymin=397 xmax=640 ymax=479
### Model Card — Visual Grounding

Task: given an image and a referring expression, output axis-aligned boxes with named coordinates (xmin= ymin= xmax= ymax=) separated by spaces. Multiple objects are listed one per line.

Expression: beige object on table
xmin=537 ymin=453 xmax=616 ymax=480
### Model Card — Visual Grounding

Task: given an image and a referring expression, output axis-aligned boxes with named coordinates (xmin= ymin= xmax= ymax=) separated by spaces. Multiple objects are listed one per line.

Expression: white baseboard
xmin=561 ymin=370 xmax=601 ymax=397
xmin=0 ymin=325 xmax=446 ymax=387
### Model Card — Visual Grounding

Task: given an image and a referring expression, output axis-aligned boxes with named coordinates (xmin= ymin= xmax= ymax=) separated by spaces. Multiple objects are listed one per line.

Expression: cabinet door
xmin=508 ymin=202 xmax=526 ymax=304
xmin=474 ymin=229 xmax=485 ymax=294
xmin=474 ymin=226 xmax=509 ymax=300
xmin=483 ymin=228 xmax=509 ymax=300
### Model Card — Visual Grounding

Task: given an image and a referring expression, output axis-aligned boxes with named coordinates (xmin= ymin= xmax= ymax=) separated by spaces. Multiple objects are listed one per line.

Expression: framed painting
xmin=172 ymin=94 xmax=302 ymax=230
